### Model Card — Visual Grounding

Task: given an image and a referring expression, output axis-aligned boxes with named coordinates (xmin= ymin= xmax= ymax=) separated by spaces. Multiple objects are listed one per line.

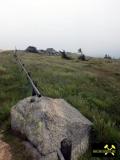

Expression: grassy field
xmin=0 ymin=51 xmax=120 ymax=159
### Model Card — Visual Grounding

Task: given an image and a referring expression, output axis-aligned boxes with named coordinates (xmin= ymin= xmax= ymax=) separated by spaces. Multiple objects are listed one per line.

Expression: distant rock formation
xmin=60 ymin=50 xmax=72 ymax=60
xmin=46 ymin=48 xmax=58 ymax=55
xmin=78 ymin=53 xmax=86 ymax=61
xmin=25 ymin=46 xmax=38 ymax=53
xmin=39 ymin=49 xmax=46 ymax=54
xmin=11 ymin=96 xmax=92 ymax=160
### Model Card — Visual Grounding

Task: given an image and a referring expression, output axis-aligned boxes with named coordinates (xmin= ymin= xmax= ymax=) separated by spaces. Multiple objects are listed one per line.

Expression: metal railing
xmin=13 ymin=49 xmax=72 ymax=160
xmin=14 ymin=49 xmax=41 ymax=97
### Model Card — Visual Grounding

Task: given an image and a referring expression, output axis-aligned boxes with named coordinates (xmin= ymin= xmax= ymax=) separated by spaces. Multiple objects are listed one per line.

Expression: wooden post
xmin=61 ymin=138 xmax=72 ymax=160
xmin=28 ymin=72 xmax=31 ymax=77
xmin=32 ymin=81 xmax=37 ymax=96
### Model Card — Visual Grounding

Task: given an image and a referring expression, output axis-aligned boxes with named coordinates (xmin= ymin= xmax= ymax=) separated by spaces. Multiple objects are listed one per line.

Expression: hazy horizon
xmin=0 ymin=0 xmax=120 ymax=58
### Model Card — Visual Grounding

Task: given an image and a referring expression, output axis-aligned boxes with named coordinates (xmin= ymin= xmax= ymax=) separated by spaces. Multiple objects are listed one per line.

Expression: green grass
xmin=0 ymin=52 xmax=32 ymax=160
xmin=0 ymin=51 xmax=120 ymax=159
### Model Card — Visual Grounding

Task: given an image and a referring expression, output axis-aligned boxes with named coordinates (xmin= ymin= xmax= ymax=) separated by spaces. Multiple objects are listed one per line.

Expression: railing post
xmin=61 ymin=138 xmax=72 ymax=160
xmin=32 ymin=81 xmax=37 ymax=96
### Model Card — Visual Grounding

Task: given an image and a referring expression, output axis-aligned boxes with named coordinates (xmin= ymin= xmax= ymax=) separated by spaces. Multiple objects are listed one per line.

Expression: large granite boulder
xmin=11 ymin=96 xmax=92 ymax=160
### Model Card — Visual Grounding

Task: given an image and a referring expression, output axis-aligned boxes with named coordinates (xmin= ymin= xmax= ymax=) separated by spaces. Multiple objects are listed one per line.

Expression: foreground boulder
xmin=11 ymin=96 xmax=92 ymax=160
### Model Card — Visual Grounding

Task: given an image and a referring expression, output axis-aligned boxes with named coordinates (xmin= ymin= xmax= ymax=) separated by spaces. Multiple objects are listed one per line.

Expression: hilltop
xmin=0 ymin=51 xmax=120 ymax=160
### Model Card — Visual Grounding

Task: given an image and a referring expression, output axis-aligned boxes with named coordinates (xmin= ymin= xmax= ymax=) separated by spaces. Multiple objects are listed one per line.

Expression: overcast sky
xmin=0 ymin=0 xmax=120 ymax=57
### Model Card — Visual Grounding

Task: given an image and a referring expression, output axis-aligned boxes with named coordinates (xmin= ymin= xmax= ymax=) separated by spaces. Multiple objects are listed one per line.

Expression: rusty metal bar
xmin=14 ymin=49 xmax=41 ymax=97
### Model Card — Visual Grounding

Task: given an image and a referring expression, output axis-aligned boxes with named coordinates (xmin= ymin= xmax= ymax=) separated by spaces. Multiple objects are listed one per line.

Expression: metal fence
xmin=13 ymin=49 xmax=72 ymax=160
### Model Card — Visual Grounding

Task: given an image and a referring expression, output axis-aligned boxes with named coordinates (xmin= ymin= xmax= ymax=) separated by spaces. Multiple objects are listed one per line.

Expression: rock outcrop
xmin=25 ymin=46 xmax=38 ymax=53
xmin=11 ymin=96 xmax=92 ymax=160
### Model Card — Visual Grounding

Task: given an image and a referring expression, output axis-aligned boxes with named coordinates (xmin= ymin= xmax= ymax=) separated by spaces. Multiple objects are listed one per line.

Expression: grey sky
xmin=0 ymin=0 xmax=120 ymax=57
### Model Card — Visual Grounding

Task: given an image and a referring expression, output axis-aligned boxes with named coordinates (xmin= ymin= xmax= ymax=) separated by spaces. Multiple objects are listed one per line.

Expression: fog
xmin=0 ymin=0 xmax=120 ymax=58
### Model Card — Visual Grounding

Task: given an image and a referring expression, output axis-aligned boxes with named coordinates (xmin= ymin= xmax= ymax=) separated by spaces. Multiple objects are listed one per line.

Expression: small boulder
xmin=25 ymin=46 xmax=38 ymax=53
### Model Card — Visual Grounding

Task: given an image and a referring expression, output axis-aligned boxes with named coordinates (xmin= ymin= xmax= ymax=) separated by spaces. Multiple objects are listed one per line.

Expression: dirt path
xmin=0 ymin=139 xmax=12 ymax=160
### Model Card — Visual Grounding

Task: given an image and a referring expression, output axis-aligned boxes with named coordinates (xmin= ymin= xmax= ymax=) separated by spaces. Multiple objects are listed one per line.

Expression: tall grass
xmin=0 ymin=52 xmax=120 ymax=159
